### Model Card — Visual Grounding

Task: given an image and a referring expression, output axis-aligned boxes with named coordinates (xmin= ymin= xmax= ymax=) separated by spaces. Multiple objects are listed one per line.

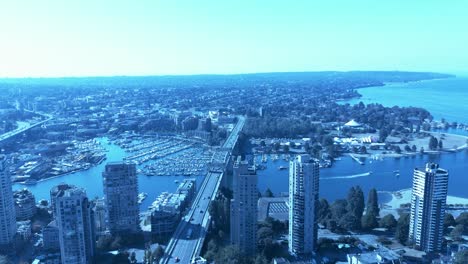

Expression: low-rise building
xmin=257 ymin=197 xmax=289 ymax=222
xmin=14 ymin=188 xmax=37 ymax=220
xmin=347 ymin=250 xmax=401 ymax=264
xmin=150 ymin=191 xmax=187 ymax=237
xmin=42 ymin=221 xmax=60 ymax=251
xmin=176 ymin=179 xmax=196 ymax=208
xmin=17 ymin=220 xmax=32 ymax=240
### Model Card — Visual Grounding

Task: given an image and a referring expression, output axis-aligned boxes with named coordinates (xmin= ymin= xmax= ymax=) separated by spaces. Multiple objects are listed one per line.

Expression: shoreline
xmin=380 ymin=188 xmax=468 ymax=218
xmin=350 ymin=131 xmax=468 ymax=160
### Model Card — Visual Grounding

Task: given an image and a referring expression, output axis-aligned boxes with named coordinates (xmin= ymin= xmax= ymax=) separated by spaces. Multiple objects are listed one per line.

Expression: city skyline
xmin=1 ymin=1 xmax=468 ymax=77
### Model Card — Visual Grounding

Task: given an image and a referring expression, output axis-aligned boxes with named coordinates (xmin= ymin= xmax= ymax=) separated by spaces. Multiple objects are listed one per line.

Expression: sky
xmin=0 ymin=0 xmax=467 ymax=77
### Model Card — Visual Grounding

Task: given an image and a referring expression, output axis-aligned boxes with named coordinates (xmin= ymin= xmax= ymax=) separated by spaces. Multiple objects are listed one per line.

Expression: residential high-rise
xmin=288 ymin=154 xmax=319 ymax=256
xmin=103 ymin=162 xmax=139 ymax=233
xmin=54 ymin=186 xmax=95 ymax=264
xmin=14 ymin=188 xmax=37 ymax=220
xmin=50 ymin=183 xmax=75 ymax=217
xmin=0 ymin=155 xmax=16 ymax=250
xmin=409 ymin=163 xmax=449 ymax=252
xmin=230 ymin=157 xmax=257 ymax=255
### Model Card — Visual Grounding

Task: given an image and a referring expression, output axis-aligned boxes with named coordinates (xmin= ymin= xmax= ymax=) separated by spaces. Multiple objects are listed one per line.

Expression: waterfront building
xmin=176 ymin=179 xmax=196 ymax=208
xmin=0 ymin=155 xmax=17 ymax=250
xmin=42 ymin=220 xmax=60 ymax=251
xmin=288 ymin=154 xmax=320 ymax=256
xmin=230 ymin=158 xmax=257 ymax=255
xmin=409 ymin=163 xmax=449 ymax=252
xmin=103 ymin=162 xmax=139 ymax=233
xmin=54 ymin=186 xmax=95 ymax=264
xmin=150 ymin=192 xmax=184 ymax=237
xmin=14 ymin=188 xmax=37 ymax=220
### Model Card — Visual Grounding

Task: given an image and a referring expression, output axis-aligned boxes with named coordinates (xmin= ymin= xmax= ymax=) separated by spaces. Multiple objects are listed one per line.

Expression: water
xmin=12 ymin=137 xmax=204 ymax=209
xmin=14 ymin=77 xmax=468 ymax=205
xmin=258 ymin=77 xmax=468 ymax=201
xmin=342 ymin=77 xmax=468 ymax=124
xmin=257 ymin=151 xmax=468 ymax=202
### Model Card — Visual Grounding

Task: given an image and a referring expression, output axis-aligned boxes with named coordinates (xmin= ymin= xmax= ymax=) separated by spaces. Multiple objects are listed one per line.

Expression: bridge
xmin=161 ymin=116 xmax=245 ymax=264
xmin=0 ymin=111 xmax=53 ymax=145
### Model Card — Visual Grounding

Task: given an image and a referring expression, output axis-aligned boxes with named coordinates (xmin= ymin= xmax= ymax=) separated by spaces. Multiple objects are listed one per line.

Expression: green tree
xmin=264 ymin=188 xmax=274 ymax=198
xmin=411 ymin=145 xmax=417 ymax=152
xmin=254 ymin=254 xmax=269 ymax=264
xmin=379 ymin=214 xmax=397 ymax=229
xmin=130 ymin=252 xmax=137 ymax=264
xmin=366 ymin=188 xmax=380 ymax=217
xmin=361 ymin=212 xmax=378 ymax=230
xmin=395 ymin=213 xmax=410 ymax=244
xmin=379 ymin=129 xmax=389 ymax=142
xmin=153 ymin=245 xmax=165 ymax=263
xmin=330 ymin=199 xmax=348 ymax=220
xmin=438 ymin=139 xmax=443 ymax=149
xmin=339 ymin=213 xmax=361 ymax=231
xmin=257 ymin=226 xmax=274 ymax=249
xmin=215 ymin=246 xmax=249 ymax=264
xmin=444 ymin=213 xmax=457 ymax=228
xmin=454 ymin=250 xmax=468 ymax=264
xmin=450 ymin=224 xmax=465 ymax=241
xmin=456 ymin=212 xmax=468 ymax=227
xmin=317 ymin=198 xmax=331 ymax=224
xmin=429 ymin=136 xmax=438 ymax=150
xmin=346 ymin=186 xmax=365 ymax=229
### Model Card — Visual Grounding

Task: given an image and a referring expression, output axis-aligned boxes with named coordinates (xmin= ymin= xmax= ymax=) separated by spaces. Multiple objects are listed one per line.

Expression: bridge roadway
xmin=162 ymin=116 xmax=245 ymax=264
xmin=0 ymin=111 xmax=53 ymax=143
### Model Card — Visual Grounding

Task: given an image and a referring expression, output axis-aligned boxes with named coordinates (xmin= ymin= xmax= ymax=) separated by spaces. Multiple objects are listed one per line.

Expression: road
xmin=162 ymin=116 xmax=245 ymax=264
xmin=0 ymin=111 xmax=53 ymax=143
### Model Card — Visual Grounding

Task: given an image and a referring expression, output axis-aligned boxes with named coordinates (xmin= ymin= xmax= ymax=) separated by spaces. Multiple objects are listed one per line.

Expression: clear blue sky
xmin=1 ymin=0 xmax=467 ymax=77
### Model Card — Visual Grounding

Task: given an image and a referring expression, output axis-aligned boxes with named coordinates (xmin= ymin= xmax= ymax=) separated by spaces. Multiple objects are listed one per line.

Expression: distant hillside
xmin=0 ymin=71 xmax=454 ymax=90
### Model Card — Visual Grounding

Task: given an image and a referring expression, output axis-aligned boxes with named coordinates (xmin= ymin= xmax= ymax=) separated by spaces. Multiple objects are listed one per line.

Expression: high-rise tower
xmin=54 ymin=186 xmax=95 ymax=264
xmin=0 ymin=155 xmax=16 ymax=250
xmin=409 ymin=163 xmax=449 ymax=252
xmin=230 ymin=157 xmax=257 ymax=255
xmin=288 ymin=154 xmax=319 ymax=256
xmin=103 ymin=162 xmax=139 ymax=233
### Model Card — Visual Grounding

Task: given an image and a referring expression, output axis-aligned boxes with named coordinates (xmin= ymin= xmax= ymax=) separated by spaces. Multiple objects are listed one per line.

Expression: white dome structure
xmin=344 ymin=119 xmax=361 ymax=127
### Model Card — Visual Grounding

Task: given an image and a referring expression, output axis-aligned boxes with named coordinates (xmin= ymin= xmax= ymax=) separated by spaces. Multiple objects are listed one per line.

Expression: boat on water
xmin=23 ymin=179 xmax=38 ymax=185
xmin=278 ymin=166 xmax=288 ymax=170
xmin=174 ymin=180 xmax=180 ymax=184
xmin=138 ymin=192 xmax=148 ymax=204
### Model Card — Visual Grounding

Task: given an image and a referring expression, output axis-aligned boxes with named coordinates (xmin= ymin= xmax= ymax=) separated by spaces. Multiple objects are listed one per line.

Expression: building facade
xmin=92 ymin=198 xmax=107 ymax=235
xmin=409 ymin=163 xmax=449 ymax=252
xmin=103 ymin=162 xmax=139 ymax=233
xmin=50 ymin=183 xmax=75 ymax=217
xmin=0 ymin=155 xmax=17 ymax=249
xmin=288 ymin=154 xmax=320 ymax=256
xmin=54 ymin=186 xmax=95 ymax=264
xmin=230 ymin=158 xmax=257 ymax=255
xmin=42 ymin=220 xmax=60 ymax=252
xmin=14 ymin=188 xmax=37 ymax=220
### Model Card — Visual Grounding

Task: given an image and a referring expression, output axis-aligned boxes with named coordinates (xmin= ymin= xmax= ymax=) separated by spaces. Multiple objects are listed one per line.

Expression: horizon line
xmin=0 ymin=69 xmax=460 ymax=80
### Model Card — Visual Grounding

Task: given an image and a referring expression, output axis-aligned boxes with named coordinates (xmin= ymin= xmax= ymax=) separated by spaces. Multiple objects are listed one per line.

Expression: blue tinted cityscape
xmin=1 ymin=2 xmax=468 ymax=264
